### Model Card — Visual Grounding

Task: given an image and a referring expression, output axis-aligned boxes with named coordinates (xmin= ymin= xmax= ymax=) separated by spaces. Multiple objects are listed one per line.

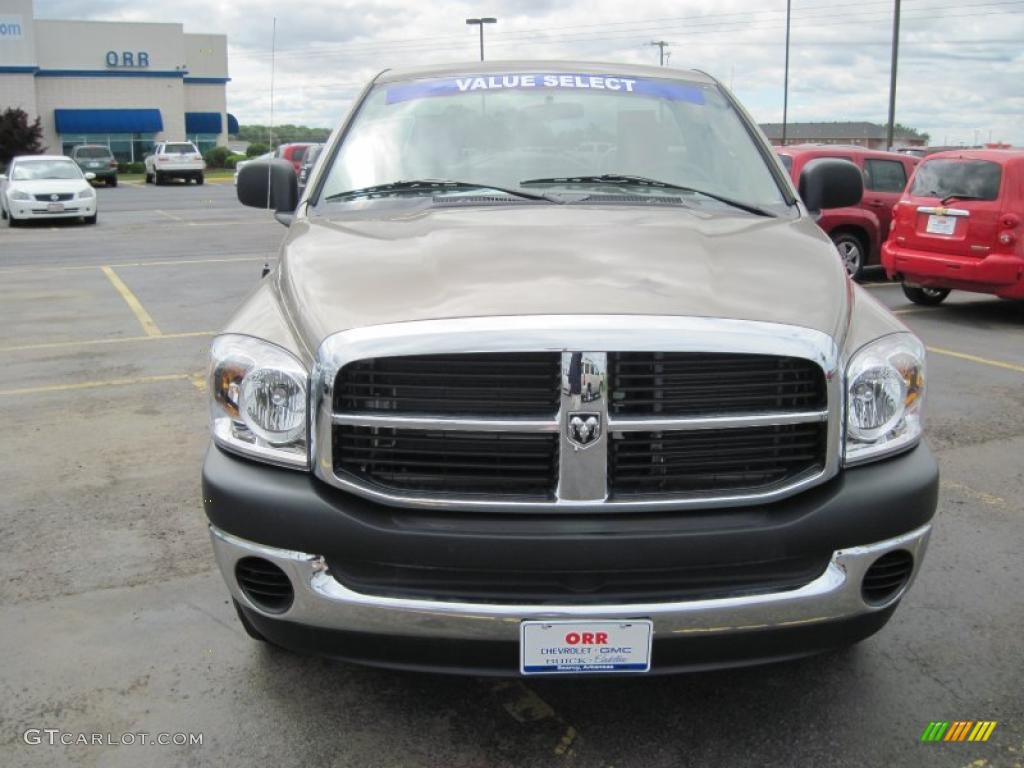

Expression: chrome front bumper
xmin=210 ymin=523 xmax=932 ymax=641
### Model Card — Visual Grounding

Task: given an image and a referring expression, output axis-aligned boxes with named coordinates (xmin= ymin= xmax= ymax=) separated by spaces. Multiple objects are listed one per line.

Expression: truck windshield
xmin=910 ymin=159 xmax=1002 ymax=201
xmin=319 ymin=71 xmax=787 ymax=209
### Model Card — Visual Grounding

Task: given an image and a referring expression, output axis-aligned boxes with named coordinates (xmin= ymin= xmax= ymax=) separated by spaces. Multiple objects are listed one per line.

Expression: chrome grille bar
xmin=312 ymin=315 xmax=843 ymax=512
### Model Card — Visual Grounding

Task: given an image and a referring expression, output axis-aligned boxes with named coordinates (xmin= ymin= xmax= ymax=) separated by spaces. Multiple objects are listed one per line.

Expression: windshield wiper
xmin=324 ymin=179 xmax=555 ymax=203
xmin=519 ymin=174 xmax=776 ymax=217
xmin=939 ymin=194 xmax=987 ymax=205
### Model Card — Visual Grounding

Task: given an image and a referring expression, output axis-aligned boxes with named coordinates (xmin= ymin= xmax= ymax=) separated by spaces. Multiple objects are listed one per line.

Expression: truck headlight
xmin=209 ymin=334 xmax=309 ymax=469
xmin=844 ymin=333 xmax=925 ymax=466
xmin=10 ymin=190 xmax=31 ymax=201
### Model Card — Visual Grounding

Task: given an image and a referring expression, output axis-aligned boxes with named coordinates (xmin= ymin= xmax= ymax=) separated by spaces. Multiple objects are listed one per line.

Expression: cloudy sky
xmin=36 ymin=0 xmax=1024 ymax=145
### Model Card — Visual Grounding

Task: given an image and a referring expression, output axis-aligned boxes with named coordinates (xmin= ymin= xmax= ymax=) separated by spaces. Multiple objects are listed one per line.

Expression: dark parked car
xmin=777 ymin=145 xmax=919 ymax=278
xmin=71 ymin=145 xmax=118 ymax=187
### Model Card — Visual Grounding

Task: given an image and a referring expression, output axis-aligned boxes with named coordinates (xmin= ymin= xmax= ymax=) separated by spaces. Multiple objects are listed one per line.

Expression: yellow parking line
xmin=0 ymin=256 xmax=268 ymax=274
xmin=927 ymin=346 xmax=1024 ymax=374
xmin=100 ymin=265 xmax=162 ymax=337
xmin=0 ymin=373 xmax=191 ymax=398
xmin=0 ymin=330 xmax=215 ymax=354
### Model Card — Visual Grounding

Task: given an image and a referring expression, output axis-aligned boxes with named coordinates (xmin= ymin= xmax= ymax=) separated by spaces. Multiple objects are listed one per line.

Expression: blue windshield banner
xmin=385 ymin=73 xmax=706 ymax=105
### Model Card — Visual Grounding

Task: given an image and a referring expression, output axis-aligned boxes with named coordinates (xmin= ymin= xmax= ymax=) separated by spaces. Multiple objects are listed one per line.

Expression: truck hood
xmin=276 ymin=204 xmax=849 ymax=349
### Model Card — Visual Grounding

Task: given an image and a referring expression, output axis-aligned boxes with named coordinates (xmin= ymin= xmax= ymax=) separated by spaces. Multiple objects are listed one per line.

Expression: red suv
xmin=274 ymin=143 xmax=313 ymax=175
xmin=777 ymin=145 xmax=919 ymax=279
xmin=882 ymin=149 xmax=1024 ymax=304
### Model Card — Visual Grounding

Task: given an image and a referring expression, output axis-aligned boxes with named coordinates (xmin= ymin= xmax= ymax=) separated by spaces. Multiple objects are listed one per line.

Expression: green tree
xmin=0 ymin=107 xmax=46 ymax=168
xmin=237 ymin=124 xmax=330 ymax=146
xmin=246 ymin=142 xmax=270 ymax=157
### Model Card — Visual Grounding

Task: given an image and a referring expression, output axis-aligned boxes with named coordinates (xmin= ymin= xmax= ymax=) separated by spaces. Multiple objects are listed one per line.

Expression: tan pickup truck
xmin=203 ymin=61 xmax=938 ymax=676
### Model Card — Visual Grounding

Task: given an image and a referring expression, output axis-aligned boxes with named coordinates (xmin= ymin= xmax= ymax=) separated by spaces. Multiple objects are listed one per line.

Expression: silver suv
xmin=207 ymin=62 xmax=938 ymax=676
xmin=144 ymin=141 xmax=205 ymax=185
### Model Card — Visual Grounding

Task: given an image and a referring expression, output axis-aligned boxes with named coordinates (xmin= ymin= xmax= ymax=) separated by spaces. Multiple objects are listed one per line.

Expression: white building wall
xmin=0 ymin=1 xmax=229 ymax=156
xmin=183 ymin=83 xmax=227 ymax=145
xmin=0 ymin=0 xmax=38 ymax=119
xmin=0 ymin=0 xmax=36 ymax=68
xmin=0 ymin=72 xmax=37 ymax=114
xmin=33 ymin=19 xmax=185 ymax=73
xmin=34 ymin=76 xmax=185 ymax=148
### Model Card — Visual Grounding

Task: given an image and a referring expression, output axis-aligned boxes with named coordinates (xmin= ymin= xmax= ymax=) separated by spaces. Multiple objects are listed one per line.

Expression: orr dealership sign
xmin=106 ymin=50 xmax=151 ymax=68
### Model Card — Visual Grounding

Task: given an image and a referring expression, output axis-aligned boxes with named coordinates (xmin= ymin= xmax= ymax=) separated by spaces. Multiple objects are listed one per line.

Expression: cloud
xmin=33 ymin=0 xmax=1024 ymax=145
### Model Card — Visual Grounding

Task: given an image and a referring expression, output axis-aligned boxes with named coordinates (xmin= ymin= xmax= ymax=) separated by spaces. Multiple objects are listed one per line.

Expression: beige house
xmin=760 ymin=121 xmax=928 ymax=150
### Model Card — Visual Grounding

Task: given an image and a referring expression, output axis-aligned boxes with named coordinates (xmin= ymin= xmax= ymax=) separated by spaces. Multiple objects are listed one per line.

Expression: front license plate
xmin=926 ymin=214 xmax=957 ymax=235
xmin=47 ymin=202 xmax=64 ymax=212
xmin=520 ymin=620 xmax=653 ymax=675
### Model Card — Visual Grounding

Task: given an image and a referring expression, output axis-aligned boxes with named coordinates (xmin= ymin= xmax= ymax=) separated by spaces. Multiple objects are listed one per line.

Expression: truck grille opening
xmin=609 ymin=352 xmax=826 ymax=416
xmin=325 ymin=555 xmax=829 ymax=605
xmin=235 ymin=557 xmax=294 ymax=613
xmin=609 ymin=423 xmax=827 ymax=497
xmin=861 ymin=550 xmax=914 ymax=605
xmin=335 ymin=353 xmax=561 ymax=416
xmin=334 ymin=426 xmax=559 ymax=498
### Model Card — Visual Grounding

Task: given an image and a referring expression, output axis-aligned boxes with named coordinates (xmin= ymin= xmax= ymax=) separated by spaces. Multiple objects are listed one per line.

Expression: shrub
xmin=203 ymin=146 xmax=233 ymax=168
xmin=224 ymin=154 xmax=247 ymax=169
xmin=246 ymin=143 xmax=270 ymax=157
xmin=121 ymin=162 xmax=145 ymax=174
xmin=0 ymin=107 xmax=46 ymax=166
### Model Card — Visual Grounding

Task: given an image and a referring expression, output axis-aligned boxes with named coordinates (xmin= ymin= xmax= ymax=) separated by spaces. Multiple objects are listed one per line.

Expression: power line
xmin=233 ymin=0 xmax=1023 ymax=60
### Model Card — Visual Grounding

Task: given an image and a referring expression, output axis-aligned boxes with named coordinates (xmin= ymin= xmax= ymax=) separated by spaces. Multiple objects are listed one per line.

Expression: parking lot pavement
xmin=1 ymin=192 xmax=1021 ymax=768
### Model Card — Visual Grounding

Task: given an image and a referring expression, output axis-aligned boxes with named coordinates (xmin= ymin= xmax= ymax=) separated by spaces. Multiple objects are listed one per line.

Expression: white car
xmin=0 ymin=155 xmax=98 ymax=226
xmin=233 ymin=151 xmax=273 ymax=185
xmin=144 ymin=141 xmax=206 ymax=185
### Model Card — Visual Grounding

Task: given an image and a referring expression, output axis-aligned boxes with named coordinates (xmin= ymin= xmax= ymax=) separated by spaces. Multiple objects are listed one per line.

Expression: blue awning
xmin=54 ymin=108 xmax=163 ymax=134
xmin=226 ymin=113 xmax=240 ymax=135
xmin=185 ymin=112 xmax=222 ymax=134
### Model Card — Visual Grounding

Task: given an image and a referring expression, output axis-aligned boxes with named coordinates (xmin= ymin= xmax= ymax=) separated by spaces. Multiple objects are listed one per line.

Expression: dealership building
xmin=0 ymin=0 xmax=235 ymax=162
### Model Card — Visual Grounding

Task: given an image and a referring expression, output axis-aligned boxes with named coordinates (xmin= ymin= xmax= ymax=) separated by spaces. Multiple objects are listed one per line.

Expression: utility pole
xmin=649 ymin=40 xmax=670 ymax=66
xmin=466 ymin=17 xmax=497 ymax=61
xmin=885 ymin=0 xmax=901 ymax=151
xmin=782 ymin=0 xmax=791 ymax=145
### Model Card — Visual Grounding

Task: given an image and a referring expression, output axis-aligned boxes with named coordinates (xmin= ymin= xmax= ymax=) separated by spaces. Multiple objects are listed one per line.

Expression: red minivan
xmin=274 ymin=143 xmax=313 ymax=175
xmin=882 ymin=150 xmax=1024 ymax=304
xmin=778 ymin=145 xmax=918 ymax=279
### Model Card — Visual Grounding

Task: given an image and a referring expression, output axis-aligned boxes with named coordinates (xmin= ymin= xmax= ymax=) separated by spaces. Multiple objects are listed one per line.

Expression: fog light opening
xmin=861 ymin=550 xmax=914 ymax=606
xmin=235 ymin=556 xmax=294 ymax=614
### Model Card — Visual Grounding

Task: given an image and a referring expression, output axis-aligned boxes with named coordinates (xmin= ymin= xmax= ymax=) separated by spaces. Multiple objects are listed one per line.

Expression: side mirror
xmin=237 ymin=159 xmax=298 ymax=217
xmin=84 ymin=172 xmax=96 ymax=181
xmin=798 ymin=158 xmax=863 ymax=214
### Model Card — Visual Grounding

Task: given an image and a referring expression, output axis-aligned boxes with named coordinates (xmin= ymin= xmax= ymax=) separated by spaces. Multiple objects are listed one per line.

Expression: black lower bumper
xmin=240 ymin=602 xmax=897 ymax=676
xmin=204 ymin=443 xmax=938 ymax=585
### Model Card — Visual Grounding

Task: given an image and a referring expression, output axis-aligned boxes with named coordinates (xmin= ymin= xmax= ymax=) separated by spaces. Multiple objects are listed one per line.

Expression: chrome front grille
xmin=335 ymin=353 xmax=561 ymax=416
xmin=608 ymin=352 xmax=826 ymax=415
xmin=313 ymin=316 xmax=841 ymax=512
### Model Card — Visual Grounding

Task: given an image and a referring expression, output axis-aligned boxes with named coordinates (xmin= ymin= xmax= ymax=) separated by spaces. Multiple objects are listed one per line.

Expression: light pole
xmin=782 ymin=0 xmax=791 ymax=145
xmin=885 ymin=0 xmax=901 ymax=150
xmin=466 ymin=17 xmax=497 ymax=61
